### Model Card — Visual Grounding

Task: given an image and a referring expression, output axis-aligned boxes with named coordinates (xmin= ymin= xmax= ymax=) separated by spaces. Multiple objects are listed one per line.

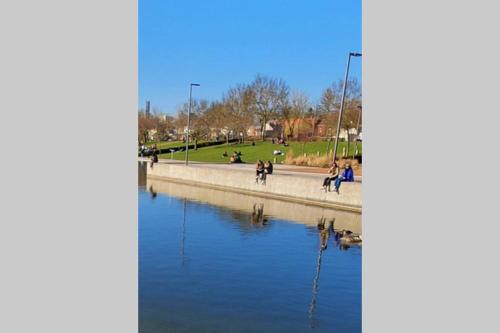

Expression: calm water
xmin=139 ymin=164 xmax=361 ymax=333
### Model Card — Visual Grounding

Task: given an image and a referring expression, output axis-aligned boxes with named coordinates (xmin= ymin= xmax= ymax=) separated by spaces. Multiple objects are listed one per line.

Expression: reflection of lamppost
xmin=332 ymin=52 xmax=362 ymax=162
xmin=185 ymin=83 xmax=200 ymax=165
xmin=308 ymin=244 xmax=325 ymax=328
xmin=181 ymin=199 xmax=187 ymax=266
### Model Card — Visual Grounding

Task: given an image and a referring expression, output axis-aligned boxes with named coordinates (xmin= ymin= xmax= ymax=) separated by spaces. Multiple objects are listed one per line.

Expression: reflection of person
xmin=334 ymin=163 xmax=354 ymax=193
xmin=149 ymin=185 xmax=157 ymax=199
xmin=322 ymin=162 xmax=339 ymax=192
xmin=251 ymin=203 xmax=267 ymax=224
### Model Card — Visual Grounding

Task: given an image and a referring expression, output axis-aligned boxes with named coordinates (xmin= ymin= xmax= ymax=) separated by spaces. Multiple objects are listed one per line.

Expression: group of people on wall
xmin=255 ymin=160 xmax=273 ymax=184
xmin=255 ymin=158 xmax=355 ymax=194
xmin=322 ymin=161 xmax=355 ymax=193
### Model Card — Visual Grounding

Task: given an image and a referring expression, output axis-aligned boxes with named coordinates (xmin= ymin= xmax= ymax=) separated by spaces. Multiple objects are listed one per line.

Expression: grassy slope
xmin=158 ymin=140 xmax=362 ymax=164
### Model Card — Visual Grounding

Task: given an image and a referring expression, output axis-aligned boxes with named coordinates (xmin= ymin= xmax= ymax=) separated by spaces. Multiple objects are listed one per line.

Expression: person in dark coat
xmin=264 ymin=160 xmax=273 ymax=175
xmin=150 ymin=151 xmax=159 ymax=169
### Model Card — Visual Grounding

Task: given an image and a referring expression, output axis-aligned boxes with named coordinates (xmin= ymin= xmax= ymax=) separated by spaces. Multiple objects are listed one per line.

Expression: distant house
xmin=282 ymin=117 xmax=324 ymax=140
xmin=247 ymin=125 xmax=261 ymax=138
xmin=265 ymin=120 xmax=282 ymax=138
xmin=338 ymin=128 xmax=360 ymax=140
xmin=247 ymin=120 xmax=283 ymax=138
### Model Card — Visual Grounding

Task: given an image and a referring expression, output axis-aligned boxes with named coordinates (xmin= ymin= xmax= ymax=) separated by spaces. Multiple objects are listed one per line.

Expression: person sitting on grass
xmin=322 ymin=162 xmax=339 ymax=192
xmin=222 ymin=151 xmax=228 ymax=158
xmin=333 ymin=163 xmax=354 ymax=193
xmin=230 ymin=151 xmax=242 ymax=164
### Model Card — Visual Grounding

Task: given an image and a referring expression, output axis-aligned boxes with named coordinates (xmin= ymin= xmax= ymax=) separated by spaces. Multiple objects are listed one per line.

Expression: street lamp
xmin=353 ymin=105 xmax=362 ymax=159
xmin=185 ymin=83 xmax=200 ymax=165
xmin=332 ymin=52 xmax=362 ymax=162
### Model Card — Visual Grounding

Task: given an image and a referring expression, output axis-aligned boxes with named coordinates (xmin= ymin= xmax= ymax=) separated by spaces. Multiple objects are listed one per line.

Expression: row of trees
xmin=138 ymin=74 xmax=361 ymax=143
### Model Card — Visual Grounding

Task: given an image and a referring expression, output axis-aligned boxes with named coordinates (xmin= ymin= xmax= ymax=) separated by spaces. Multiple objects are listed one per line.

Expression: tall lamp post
xmin=332 ymin=52 xmax=361 ymax=162
xmin=353 ymin=105 xmax=362 ymax=159
xmin=185 ymin=83 xmax=200 ymax=165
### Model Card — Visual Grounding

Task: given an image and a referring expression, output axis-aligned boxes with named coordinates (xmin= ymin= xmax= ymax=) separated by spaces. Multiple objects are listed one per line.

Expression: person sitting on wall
xmin=321 ymin=162 xmax=339 ymax=192
xmin=264 ymin=160 xmax=273 ymax=175
xmin=255 ymin=160 xmax=266 ymax=184
xmin=150 ymin=151 xmax=158 ymax=169
xmin=333 ymin=163 xmax=354 ymax=193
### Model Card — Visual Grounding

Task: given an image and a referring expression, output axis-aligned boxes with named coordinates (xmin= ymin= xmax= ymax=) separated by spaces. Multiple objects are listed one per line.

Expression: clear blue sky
xmin=139 ymin=0 xmax=361 ymax=114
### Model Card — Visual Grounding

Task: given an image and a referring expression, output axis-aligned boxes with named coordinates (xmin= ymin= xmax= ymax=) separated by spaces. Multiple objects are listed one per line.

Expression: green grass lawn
xmin=158 ymin=140 xmax=362 ymax=164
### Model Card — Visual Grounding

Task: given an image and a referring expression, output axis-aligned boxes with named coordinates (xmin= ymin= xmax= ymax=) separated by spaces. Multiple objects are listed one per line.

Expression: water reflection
xmin=308 ymin=246 xmax=324 ymax=328
xmin=138 ymin=161 xmax=147 ymax=187
xmin=308 ymin=217 xmax=335 ymax=327
xmin=146 ymin=177 xmax=361 ymax=234
xmin=181 ymin=199 xmax=186 ymax=266
xmin=149 ymin=185 xmax=157 ymax=199
xmin=212 ymin=207 xmax=271 ymax=234
xmin=139 ymin=164 xmax=361 ymax=333
xmin=250 ymin=203 xmax=268 ymax=225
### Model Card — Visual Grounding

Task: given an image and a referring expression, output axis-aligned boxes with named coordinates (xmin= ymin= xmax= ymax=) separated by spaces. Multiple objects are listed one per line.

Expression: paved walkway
xmin=140 ymin=158 xmax=362 ymax=182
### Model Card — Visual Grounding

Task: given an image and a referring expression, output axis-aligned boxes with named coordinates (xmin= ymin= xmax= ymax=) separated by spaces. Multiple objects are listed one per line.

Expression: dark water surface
xmin=139 ymin=164 xmax=361 ymax=333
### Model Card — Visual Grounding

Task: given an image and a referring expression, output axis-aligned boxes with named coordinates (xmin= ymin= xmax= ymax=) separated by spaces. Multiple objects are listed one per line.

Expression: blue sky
xmin=139 ymin=0 xmax=361 ymax=114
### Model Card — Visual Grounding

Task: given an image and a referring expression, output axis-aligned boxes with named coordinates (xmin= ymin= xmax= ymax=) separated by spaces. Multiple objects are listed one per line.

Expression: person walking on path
xmin=334 ymin=163 xmax=354 ymax=193
xmin=322 ymin=162 xmax=339 ymax=192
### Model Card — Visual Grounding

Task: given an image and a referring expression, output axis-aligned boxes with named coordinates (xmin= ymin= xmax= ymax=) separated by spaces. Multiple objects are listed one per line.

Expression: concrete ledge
xmin=146 ymin=162 xmax=362 ymax=213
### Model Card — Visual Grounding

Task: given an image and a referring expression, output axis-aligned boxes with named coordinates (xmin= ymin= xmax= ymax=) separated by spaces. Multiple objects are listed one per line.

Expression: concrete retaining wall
xmin=146 ymin=163 xmax=362 ymax=212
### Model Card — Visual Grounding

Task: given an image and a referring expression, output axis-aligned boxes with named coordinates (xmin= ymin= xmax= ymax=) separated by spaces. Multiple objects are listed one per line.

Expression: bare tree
xmin=282 ymin=90 xmax=310 ymax=140
xmin=319 ymin=78 xmax=362 ymax=156
xmin=176 ymin=99 xmax=210 ymax=148
xmin=249 ymin=75 xmax=289 ymax=140
xmin=155 ymin=115 xmax=175 ymax=141
xmin=203 ymin=101 xmax=227 ymax=142
xmin=223 ymin=84 xmax=255 ymax=143
xmin=138 ymin=111 xmax=156 ymax=144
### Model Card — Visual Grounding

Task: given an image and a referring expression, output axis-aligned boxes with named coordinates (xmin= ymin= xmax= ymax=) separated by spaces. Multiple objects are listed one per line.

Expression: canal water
xmin=139 ymin=162 xmax=361 ymax=333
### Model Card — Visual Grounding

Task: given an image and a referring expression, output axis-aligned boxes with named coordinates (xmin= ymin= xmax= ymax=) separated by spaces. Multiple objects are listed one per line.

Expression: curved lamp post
xmin=332 ymin=52 xmax=361 ymax=162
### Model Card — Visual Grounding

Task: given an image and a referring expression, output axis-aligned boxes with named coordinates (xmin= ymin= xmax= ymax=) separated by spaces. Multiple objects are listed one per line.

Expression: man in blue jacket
xmin=334 ymin=163 xmax=354 ymax=193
